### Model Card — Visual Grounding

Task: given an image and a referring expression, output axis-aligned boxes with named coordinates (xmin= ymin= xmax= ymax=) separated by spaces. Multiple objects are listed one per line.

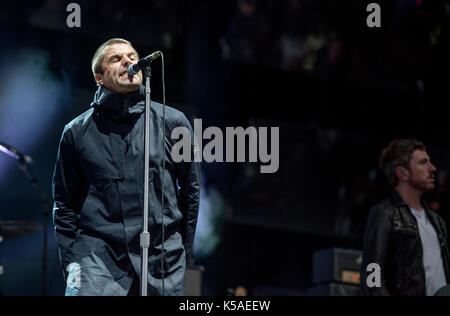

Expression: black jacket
xmin=52 ymin=86 xmax=200 ymax=295
xmin=361 ymin=191 xmax=450 ymax=296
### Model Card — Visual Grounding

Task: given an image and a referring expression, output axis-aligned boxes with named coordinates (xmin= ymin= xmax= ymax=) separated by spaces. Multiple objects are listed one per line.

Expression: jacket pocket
xmin=150 ymin=247 xmax=185 ymax=278
xmin=91 ymin=174 xmax=124 ymax=223
xmin=394 ymin=228 xmax=418 ymax=238
xmin=393 ymin=221 xmax=418 ymax=237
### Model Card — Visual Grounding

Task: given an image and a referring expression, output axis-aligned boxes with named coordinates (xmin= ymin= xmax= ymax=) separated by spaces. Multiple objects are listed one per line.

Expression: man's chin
xmin=124 ymin=84 xmax=141 ymax=90
xmin=422 ymin=184 xmax=435 ymax=192
xmin=118 ymin=83 xmax=141 ymax=93
xmin=104 ymin=86 xmax=140 ymax=96
xmin=411 ymin=181 xmax=435 ymax=192
xmin=118 ymin=76 xmax=142 ymax=86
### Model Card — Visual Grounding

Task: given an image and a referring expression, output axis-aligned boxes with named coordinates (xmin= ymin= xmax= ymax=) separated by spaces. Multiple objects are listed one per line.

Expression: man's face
xmin=95 ymin=43 xmax=143 ymax=95
xmin=407 ymin=149 xmax=437 ymax=192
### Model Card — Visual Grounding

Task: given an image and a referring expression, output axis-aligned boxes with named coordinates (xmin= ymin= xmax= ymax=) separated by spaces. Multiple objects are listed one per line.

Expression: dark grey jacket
xmin=52 ymin=86 xmax=200 ymax=295
xmin=361 ymin=191 xmax=450 ymax=296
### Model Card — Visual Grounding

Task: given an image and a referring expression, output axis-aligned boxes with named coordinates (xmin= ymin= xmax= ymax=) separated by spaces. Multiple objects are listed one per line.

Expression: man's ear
xmin=95 ymin=73 xmax=103 ymax=86
xmin=395 ymin=167 xmax=409 ymax=181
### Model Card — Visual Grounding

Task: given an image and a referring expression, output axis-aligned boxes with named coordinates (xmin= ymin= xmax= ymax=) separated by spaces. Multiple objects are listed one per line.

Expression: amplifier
xmin=307 ymin=282 xmax=361 ymax=296
xmin=312 ymin=248 xmax=362 ymax=285
xmin=185 ymin=265 xmax=204 ymax=296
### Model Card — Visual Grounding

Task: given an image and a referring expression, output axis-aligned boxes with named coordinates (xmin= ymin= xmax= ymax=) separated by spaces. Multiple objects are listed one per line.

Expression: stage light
xmin=0 ymin=47 xmax=70 ymax=184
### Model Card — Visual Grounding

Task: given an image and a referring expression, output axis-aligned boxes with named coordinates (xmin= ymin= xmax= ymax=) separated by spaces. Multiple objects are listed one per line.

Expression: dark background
xmin=0 ymin=0 xmax=450 ymax=295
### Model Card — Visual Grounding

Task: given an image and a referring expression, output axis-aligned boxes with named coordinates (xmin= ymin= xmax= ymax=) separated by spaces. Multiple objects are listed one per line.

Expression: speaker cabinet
xmin=307 ymin=282 xmax=361 ymax=296
xmin=313 ymin=248 xmax=362 ymax=285
xmin=185 ymin=265 xmax=204 ymax=296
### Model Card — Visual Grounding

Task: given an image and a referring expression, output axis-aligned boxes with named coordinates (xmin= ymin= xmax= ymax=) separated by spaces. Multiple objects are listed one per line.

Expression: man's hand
xmin=66 ymin=262 xmax=81 ymax=295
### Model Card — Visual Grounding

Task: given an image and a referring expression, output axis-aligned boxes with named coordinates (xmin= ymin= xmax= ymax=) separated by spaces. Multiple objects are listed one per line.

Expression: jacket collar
xmin=391 ymin=190 xmax=408 ymax=208
xmin=90 ymin=85 xmax=145 ymax=119
xmin=391 ymin=189 xmax=431 ymax=213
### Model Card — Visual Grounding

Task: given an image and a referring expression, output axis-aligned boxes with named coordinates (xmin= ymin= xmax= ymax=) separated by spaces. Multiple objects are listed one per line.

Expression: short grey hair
xmin=91 ymin=38 xmax=138 ymax=78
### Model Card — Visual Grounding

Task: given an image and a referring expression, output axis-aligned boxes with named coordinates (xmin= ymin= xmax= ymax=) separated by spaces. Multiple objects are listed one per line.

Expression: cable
xmin=160 ymin=51 xmax=166 ymax=296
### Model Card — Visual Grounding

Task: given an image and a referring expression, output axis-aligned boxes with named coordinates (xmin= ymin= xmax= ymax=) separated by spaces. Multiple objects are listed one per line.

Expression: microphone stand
xmin=0 ymin=143 xmax=52 ymax=296
xmin=16 ymin=158 xmax=51 ymax=297
xmin=140 ymin=65 xmax=152 ymax=296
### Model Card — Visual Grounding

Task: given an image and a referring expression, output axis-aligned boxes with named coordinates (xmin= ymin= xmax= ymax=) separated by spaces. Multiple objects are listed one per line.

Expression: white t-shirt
xmin=410 ymin=208 xmax=447 ymax=296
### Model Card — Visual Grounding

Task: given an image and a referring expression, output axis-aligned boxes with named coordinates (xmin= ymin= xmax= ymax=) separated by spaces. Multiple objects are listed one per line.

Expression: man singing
xmin=361 ymin=139 xmax=449 ymax=296
xmin=52 ymin=38 xmax=200 ymax=296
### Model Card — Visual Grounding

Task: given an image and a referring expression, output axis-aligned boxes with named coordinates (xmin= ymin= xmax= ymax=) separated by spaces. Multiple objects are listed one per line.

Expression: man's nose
xmin=122 ymin=56 xmax=133 ymax=67
xmin=430 ymin=163 xmax=437 ymax=172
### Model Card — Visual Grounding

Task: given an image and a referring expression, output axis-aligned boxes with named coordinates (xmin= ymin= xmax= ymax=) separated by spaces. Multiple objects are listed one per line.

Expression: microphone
xmin=0 ymin=141 xmax=34 ymax=164
xmin=127 ymin=51 xmax=162 ymax=76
